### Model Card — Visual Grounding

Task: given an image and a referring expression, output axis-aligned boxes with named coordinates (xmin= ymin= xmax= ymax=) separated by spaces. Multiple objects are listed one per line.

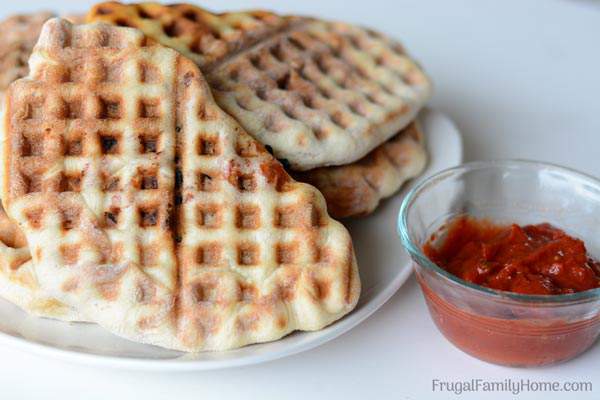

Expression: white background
xmin=1 ymin=0 xmax=600 ymax=399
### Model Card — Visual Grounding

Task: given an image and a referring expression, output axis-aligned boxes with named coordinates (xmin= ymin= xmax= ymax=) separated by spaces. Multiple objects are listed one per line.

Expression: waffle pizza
xmin=87 ymin=2 xmax=432 ymax=170
xmin=0 ymin=11 xmax=428 ymax=219
xmin=1 ymin=18 xmax=360 ymax=351
xmin=296 ymin=121 xmax=427 ymax=218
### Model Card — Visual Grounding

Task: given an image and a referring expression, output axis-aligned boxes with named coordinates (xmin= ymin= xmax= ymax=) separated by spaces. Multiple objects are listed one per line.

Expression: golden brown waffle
xmin=87 ymin=2 xmax=292 ymax=70
xmin=296 ymin=121 xmax=427 ymax=218
xmin=0 ymin=12 xmax=54 ymax=93
xmin=87 ymin=2 xmax=432 ymax=170
xmin=0 ymin=204 xmax=84 ymax=321
xmin=1 ymin=19 xmax=359 ymax=351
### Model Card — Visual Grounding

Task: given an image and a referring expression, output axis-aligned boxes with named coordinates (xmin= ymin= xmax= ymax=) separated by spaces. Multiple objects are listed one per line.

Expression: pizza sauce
xmin=417 ymin=216 xmax=600 ymax=366
xmin=423 ymin=217 xmax=600 ymax=295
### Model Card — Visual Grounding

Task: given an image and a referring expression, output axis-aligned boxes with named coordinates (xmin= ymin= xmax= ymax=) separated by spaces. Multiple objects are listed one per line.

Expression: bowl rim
xmin=398 ymin=159 xmax=600 ymax=304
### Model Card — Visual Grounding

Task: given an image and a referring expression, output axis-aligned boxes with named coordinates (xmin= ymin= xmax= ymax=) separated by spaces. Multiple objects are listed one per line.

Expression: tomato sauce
xmin=418 ymin=216 xmax=600 ymax=366
xmin=423 ymin=217 xmax=600 ymax=295
xmin=417 ymin=278 xmax=600 ymax=366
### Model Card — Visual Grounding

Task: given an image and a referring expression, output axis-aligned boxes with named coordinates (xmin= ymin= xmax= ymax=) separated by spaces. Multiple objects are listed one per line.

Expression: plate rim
xmin=0 ymin=261 xmax=416 ymax=371
xmin=0 ymin=108 xmax=463 ymax=370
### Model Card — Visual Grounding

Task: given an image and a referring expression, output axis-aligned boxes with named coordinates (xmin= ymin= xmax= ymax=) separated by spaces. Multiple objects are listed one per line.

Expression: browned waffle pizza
xmin=296 ymin=121 xmax=427 ymax=218
xmin=87 ymin=2 xmax=432 ymax=170
xmin=1 ymin=18 xmax=360 ymax=351
xmin=88 ymin=2 xmax=292 ymax=69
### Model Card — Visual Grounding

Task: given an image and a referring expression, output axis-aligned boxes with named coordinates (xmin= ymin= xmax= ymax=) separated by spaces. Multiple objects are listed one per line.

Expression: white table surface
xmin=1 ymin=0 xmax=599 ymax=399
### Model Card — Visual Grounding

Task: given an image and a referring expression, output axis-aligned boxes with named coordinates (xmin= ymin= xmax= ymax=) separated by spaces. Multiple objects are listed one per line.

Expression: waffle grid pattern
xmin=87 ymin=2 xmax=292 ymax=70
xmin=2 ymin=19 xmax=359 ymax=351
xmin=8 ymin=24 xmax=177 ymax=291
xmin=86 ymin=2 xmax=432 ymax=170
xmin=0 ymin=205 xmax=84 ymax=321
xmin=210 ymin=19 xmax=431 ymax=170
xmin=175 ymin=47 xmax=358 ymax=349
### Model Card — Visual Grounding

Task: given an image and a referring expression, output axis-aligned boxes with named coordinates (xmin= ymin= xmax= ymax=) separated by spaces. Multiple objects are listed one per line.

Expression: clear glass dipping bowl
xmin=398 ymin=160 xmax=600 ymax=367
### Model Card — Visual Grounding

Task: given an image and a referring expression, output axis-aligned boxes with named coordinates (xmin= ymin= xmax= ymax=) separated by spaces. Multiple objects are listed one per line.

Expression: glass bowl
xmin=398 ymin=160 xmax=600 ymax=367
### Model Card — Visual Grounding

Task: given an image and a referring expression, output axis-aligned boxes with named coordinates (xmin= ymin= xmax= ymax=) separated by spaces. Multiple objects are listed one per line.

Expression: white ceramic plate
xmin=0 ymin=108 xmax=462 ymax=370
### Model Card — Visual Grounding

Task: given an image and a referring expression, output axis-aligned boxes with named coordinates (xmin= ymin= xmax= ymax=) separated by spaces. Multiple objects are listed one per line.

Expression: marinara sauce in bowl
xmin=398 ymin=160 xmax=600 ymax=367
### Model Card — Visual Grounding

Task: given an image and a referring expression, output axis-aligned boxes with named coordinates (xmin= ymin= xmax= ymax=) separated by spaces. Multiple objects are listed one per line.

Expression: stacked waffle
xmin=0 ymin=2 xmax=431 ymax=352
xmin=87 ymin=2 xmax=432 ymax=218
